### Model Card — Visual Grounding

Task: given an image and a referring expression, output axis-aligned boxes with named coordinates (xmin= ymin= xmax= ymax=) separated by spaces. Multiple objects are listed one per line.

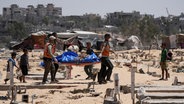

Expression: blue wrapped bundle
xmin=39 ymin=61 xmax=45 ymax=67
xmin=56 ymin=51 xmax=79 ymax=63
xmin=81 ymin=53 xmax=100 ymax=63
xmin=40 ymin=51 xmax=100 ymax=67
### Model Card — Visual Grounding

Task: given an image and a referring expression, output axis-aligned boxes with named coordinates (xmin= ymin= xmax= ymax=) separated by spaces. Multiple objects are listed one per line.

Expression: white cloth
xmin=16 ymin=70 xmax=22 ymax=77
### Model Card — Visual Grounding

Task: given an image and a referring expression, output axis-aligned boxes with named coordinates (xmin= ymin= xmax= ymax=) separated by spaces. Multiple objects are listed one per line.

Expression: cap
xmin=49 ymin=36 xmax=56 ymax=40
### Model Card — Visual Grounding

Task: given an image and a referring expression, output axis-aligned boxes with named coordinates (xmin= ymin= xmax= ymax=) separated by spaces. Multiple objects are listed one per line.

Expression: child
xmin=4 ymin=52 xmax=19 ymax=84
xmin=64 ymin=45 xmax=79 ymax=79
xmin=65 ymin=65 xmax=73 ymax=79
xmin=159 ymin=43 xmax=168 ymax=80
xmin=19 ymin=48 xmax=29 ymax=83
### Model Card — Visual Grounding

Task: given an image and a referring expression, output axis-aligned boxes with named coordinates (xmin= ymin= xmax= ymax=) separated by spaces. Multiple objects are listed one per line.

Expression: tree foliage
xmin=7 ymin=21 xmax=27 ymax=40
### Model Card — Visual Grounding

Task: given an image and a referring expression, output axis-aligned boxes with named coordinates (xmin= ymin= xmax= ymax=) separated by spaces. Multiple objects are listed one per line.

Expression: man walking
xmin=42 ymin=36 xmax=58 ymax=84
xmin=98 ymin=34 xmax=116 ymax=84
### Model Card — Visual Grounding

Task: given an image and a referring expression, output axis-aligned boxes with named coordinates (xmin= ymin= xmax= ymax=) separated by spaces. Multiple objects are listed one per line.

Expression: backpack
xmin=166 ymin=50 xmax=173 ymax=61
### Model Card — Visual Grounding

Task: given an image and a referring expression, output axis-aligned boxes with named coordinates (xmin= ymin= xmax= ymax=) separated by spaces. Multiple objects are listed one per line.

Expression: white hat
xmin=49 ymin=36 xmax=56 ymax=40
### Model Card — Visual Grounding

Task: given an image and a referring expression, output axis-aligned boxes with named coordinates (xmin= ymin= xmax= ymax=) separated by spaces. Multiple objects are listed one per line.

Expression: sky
xmin=0 ymin=0 xmax=184 ymax=18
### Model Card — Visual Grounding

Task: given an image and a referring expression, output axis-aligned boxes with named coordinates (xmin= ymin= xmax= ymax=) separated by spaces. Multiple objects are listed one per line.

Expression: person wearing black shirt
xmin=19 ymin=48 xmax=29 ymax=83
xmin=84 ymin=42 xmax=94 ymax=80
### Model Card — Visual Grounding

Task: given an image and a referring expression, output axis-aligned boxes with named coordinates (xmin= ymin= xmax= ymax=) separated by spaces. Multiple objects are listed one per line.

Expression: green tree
xmin=139 ymin=15 xmax=159 ymax=45
xmin=42 ymin=16 xmax=49 ymax=26
xmin=7 ymin=21 xmax=27 ymax=40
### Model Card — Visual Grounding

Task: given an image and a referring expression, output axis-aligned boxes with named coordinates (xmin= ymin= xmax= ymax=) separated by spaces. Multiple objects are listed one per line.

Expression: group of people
xmin=4 ymin=32 xmax=116 ymax=85
xmin=4 ymin=32 xmax=172 ymax=85
xmin=42 ymin=32 xmax=78 ymax=84
xmin=82 ymin=33 xmax=116 ymax=84
xmin=42 ymin=32 xmax=116 ymax=84
xmin=4 ymin=48 xmax=29 ymax=84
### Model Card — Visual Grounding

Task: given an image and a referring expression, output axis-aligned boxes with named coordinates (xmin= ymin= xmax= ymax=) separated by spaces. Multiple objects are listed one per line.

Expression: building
xmin=2 ymin=3 xmax=62 ymax=21
xmin=106 ymin=11 xmax=142 ymax=26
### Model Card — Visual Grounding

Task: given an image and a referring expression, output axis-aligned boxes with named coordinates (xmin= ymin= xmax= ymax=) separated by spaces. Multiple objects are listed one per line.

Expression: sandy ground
xmin=0 ymin=49 xmax=184 ymax=104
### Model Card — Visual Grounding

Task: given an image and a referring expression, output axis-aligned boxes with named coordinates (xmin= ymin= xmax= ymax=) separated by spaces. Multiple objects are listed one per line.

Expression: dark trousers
xmin=42 ymin=58 xmax=55 ymax=82
xmin=98 ymin=57 xmax=113 ymax=82
xmin=84 ymin=65 xmax=93 ymax=77
xmin=54 ymin=63 xmax=59 ymax=79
